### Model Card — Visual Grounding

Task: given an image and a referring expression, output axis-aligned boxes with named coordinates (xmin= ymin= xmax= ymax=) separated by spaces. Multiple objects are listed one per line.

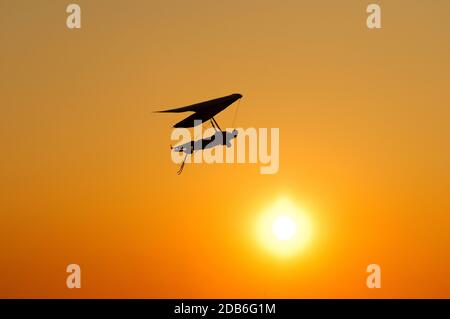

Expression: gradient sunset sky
xmin=1 ymin=0 xmax=449 ymax=298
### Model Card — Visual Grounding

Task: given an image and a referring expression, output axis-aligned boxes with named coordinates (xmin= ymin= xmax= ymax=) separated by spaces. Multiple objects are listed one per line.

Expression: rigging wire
xmin=231 ymin=98 xmax=241 ymax=128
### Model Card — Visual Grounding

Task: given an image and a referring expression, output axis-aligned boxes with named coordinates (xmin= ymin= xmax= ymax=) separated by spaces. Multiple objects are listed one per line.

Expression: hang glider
xmin=156 ymin=93 xmax=242 ymax=129
xmin=156 ymin=93 xmax=243 ymax=174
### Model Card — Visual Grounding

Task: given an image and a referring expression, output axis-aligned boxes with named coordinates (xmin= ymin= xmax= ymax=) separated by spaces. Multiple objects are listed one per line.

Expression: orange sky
xmin=1 ymin=1 xmax=449 ymax=298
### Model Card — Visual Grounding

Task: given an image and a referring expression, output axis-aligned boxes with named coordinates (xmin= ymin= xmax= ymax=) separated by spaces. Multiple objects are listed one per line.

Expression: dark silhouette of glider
xmin=156 ymin=93 xmax=242 ymax=129
xmin=156 ymin=93 xmax=243 ymax=174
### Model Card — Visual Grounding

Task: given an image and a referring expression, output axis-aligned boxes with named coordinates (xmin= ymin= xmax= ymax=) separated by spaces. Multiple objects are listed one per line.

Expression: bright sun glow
xmin=272 ymin=216 xmax=296 ymax=241
xmin=256 ymin=197 xmax=313 ymax=257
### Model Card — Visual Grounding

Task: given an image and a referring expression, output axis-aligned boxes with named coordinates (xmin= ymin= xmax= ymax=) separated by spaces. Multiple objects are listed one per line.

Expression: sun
xmin=256 ymin=197 xmax=313 ymax=257
xmin=272 ymin=215 xmax=296 ymax=241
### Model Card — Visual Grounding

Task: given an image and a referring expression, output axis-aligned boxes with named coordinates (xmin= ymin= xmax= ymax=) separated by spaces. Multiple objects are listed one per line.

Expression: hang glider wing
xmin=156 ymin=93 xmax=242 ymax=128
